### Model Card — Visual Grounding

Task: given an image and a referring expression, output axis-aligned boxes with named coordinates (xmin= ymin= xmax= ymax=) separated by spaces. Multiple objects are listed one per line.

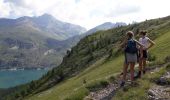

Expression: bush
xmin=108 ymin=76 xmax=116 ymax=83
xmin=164 ymin=56 xmax=170 ymax=63
xmin=14 ymin=93 xmax=20 ymax=98
xmin=148 ymin=53 xmax=156 ymax=61
xmin=85 ymin=80 xmax=109 ymax=92
xmin=100 ymin=80 xmax=109 ymax=87
xmin=166 ymin=64 xmax=170 ymax=71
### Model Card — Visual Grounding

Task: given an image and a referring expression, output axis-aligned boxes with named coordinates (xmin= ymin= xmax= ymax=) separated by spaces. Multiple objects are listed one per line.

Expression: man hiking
xmin=120 ymin=31 xmax=144 ymax=87
xmin=136 ymin=30 xmax=155 ymax=78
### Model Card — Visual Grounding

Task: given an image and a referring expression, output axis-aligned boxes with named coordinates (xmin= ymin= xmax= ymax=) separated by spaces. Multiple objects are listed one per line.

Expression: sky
xmin=0 ymin=0 xmax=170 ymax=29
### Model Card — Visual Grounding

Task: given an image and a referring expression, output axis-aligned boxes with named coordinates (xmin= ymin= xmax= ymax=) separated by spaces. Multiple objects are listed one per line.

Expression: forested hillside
xmin=2 ymin=15 xmax=170 ymax=100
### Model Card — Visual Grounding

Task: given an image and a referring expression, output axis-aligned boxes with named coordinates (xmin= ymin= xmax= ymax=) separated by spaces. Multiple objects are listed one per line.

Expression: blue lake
xmin=0 ymin=69 xmax=48 ymax=88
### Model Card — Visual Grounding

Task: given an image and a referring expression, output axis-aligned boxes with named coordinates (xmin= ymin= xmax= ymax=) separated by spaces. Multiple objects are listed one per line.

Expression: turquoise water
xmin=0 ymin=69 xmax=48 ymax=88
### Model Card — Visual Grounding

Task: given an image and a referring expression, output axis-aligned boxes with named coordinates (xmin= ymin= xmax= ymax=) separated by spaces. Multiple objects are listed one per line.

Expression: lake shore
xmin=0 ymin=69 xmax=49 ymax=88
xmin=0 ymin=67 xmax=51 ymax=71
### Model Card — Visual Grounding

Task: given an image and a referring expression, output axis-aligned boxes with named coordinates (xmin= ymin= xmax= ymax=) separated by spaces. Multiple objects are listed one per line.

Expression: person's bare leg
xmin=120 ymin=63 xmax=126 ymax=75
xmin=120 ymin=63 xmax=129 ymax=87
xmin=139 ymin=58 xmax=143 ymax=72
xmin=122 ymin=63 xmax=129 ymax=81
xmin=130 ymin=62 xmax=135 ymax=81
xmin=137 ymin=49 xmax=143 ymax=78
xmin=139 ymin=49 xmax=143 ymax=72
xmin=143 ymin=58 xmax=147 ymax=74
xmin=135 ymin=57 xmax=143 ymax=78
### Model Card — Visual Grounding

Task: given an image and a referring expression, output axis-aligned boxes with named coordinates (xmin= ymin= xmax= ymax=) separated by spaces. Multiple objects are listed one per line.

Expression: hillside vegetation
xmin=2 ymin=15 xmax=170 ymax=100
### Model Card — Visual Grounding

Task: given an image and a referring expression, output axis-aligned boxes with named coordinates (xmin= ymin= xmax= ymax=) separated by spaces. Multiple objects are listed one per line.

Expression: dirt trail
xmin=84 ymin=62 xmax=170 ymax=100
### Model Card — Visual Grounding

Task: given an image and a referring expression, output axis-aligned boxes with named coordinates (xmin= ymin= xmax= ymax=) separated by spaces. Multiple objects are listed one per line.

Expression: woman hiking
xmin=136 ymin=30 xmax=155 ymax=78
xmin=120 ymin=31 xmax=144 ymax=87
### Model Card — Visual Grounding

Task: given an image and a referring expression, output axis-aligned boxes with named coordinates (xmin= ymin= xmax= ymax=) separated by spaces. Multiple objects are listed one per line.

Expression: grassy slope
xmin=26 ymin=55 xmax=123 ymax=100
xmin=25 ymin=18 xmax=170 ymax=100
xmin=151 ymin=30 xmax=170 ymax=60
xmin=113 ymin=29 xmax=170 ymax=100
xmin=27 ymin=30 xmax=170 ymax=100
xmin=113 ymin=66 xmax=167 ymax=100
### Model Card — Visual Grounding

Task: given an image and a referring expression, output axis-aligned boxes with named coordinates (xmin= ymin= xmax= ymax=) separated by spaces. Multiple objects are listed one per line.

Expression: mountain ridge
xmin=0 ymin=14 xmax=86 ymax=69
xmin=14 ymin=15 xmax=170 ymax=100
xmin=0 ymin=14 xmax=87 ymax=40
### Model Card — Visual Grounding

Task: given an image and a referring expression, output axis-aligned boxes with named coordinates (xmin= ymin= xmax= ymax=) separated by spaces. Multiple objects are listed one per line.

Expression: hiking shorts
xmin=124 ymin=53 xmax=137 ymax=64
xmin=139 ymin=50 xmax=148 ymax=59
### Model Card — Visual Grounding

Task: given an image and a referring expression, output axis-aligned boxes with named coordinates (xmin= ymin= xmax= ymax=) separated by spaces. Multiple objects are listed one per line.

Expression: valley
xmin=2 ymin=15 xmax=170 ymax=100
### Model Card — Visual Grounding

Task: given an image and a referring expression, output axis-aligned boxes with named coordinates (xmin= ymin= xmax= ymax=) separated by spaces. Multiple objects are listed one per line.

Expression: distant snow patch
xmin=10 ymin=46 xmax=19 ymax=50
xmin=44 ymin=49 xmax=55 ymax=56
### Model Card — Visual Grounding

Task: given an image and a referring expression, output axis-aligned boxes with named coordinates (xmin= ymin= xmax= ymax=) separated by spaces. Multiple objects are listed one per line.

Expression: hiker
xmin=136 ymin=30 xmax=155 ymax=78
xmin=120 ymin=31 xmax=144 ymax=86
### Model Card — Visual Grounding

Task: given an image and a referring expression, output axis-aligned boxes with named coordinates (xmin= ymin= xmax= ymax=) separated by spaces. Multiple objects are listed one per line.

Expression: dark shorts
xmin=139 ymin=50 xmax=148 ymax=59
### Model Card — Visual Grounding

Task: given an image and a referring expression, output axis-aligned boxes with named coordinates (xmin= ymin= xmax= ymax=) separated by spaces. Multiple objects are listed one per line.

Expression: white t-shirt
xmin=139 ymin=36 xmax=150 ymax=50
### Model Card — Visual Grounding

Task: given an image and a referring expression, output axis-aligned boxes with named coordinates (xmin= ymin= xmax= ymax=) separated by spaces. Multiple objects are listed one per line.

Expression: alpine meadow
xmin=0 ymin=0 xmax=170 ymax=100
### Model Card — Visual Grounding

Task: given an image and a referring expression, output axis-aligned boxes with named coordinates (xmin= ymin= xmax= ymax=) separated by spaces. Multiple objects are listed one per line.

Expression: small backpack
xmin=125 ymin=39 xmax=138 ymax=54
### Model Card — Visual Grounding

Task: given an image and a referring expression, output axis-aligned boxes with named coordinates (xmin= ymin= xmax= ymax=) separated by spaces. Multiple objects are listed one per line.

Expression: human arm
xmin=147 ymin=38 xmax=155 ymax=50
xmin=120 ymin=36 xmax=128 ymax=48
xmin=135 ymin=40 xmax=144 ymax=58
xmin=135 ymin=40 xmax=144 ymax=48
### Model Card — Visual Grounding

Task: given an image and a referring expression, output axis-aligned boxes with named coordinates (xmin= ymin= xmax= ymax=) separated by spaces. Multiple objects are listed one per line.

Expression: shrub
xmin=85 ymin=80 xmax=109 ymax=92
xmin=14 ymin=93 xmax=20 ymax=98
xmin=164 ymin=56 xmax=170 ymax=63
xmin=166 ymin=64 xmax=170 ymax=71
xmin=148 ymin=53 xmax=156 ymax=61
xmin=100 ymin=80 xmax=109 ymax=87
xmin=108 ymin=76 xmax=116 ymax=83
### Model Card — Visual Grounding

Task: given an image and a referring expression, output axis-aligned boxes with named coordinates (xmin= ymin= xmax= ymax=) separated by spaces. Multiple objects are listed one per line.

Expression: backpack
xmin=125 ymin=39 xmax=138 ymax=54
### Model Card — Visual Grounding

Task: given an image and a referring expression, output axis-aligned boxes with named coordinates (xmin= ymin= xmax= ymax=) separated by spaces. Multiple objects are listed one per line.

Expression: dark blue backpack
xmin=125 ymin=39 xmax=138 ymax=54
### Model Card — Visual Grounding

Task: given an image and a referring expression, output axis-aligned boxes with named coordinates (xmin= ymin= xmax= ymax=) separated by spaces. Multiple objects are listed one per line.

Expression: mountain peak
xmin=101 ymin=22 xmax=113 ymax=26
xmin=40 ymin=13 xmax=53 ymax=17
xmin=38 ymin=13 xmax=56 ymax=20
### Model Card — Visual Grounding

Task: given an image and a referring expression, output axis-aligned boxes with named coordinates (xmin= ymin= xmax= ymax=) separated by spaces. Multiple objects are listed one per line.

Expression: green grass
xmin=26 ymin=20 xmax=170 ymax=100
xmin=113 ymin=66 xmax=166 ymax=100
xmin=26 ymin=55 xmax=123 ymax=100
xmin=151 ymin=31 xmax=170 ymax=60
xmin=112 ymin=30 xmax=170 ymax=100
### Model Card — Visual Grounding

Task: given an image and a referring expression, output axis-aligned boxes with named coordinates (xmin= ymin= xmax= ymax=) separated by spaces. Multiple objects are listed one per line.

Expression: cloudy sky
xmin=0 ymin=0 xmax=170 ymax=29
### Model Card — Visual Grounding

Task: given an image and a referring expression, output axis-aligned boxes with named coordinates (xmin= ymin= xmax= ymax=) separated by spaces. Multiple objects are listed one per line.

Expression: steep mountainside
xmin=2 ymin=15 xmax=170 ymax=100
xmin=64 ymin=22 xmax=127 ymax=47
xmin=0 ymin=14 xmax=86 ymax=69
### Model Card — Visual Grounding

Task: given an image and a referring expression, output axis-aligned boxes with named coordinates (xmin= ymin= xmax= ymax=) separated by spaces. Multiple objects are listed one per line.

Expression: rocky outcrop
xmin=3 ymin=38 xmax=34 ymax=49
xmin=85 ymin=84 xmax=119 ymax=100
xmin=148 ymin=71 xmax=170 ymax=100
xmin=148 ymin=85 xmax=170 ymax=100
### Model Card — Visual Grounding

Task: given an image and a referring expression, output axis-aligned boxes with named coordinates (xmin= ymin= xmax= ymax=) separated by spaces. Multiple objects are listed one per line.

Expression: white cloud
xmin=0 ymin=0 xmax=11 ymax=17
xmin=1 ymin=0 xmax=170 ymax=29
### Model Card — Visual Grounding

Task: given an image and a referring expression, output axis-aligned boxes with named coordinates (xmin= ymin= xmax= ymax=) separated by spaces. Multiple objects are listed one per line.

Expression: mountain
xmin=85 ymin=22 xmax=126 ymax=35
xmin=0 ymin=14 xmax=86 ymax=69
xmin=0 ymin=14 xmax=86 ymax=40
xmin=2 ymin=15 xmax=170 ymax=100
xmin=31 ymin=14 xmax=86 ymax=40
xmin=64 ymin=22 xmax=127 ymax=47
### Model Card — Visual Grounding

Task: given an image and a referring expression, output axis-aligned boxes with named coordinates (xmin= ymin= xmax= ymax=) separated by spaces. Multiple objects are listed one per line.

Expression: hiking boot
xmin=120 ymin=81 xmax=125 ymax=87
xmin=120 ymin=72 xmax=123 ymax=75
xmin=130 ymin=81 xmax=139 ymax=87
xmin=143 ymin=70 xmax=146 ymax=74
